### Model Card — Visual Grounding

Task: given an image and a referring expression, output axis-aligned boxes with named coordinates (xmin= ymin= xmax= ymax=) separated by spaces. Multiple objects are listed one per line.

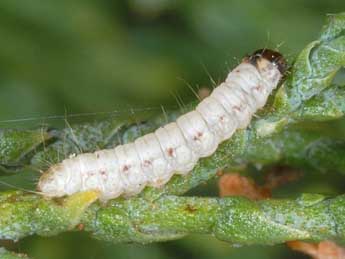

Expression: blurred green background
xmin=1 ymin=0 xmax=345 ymax=258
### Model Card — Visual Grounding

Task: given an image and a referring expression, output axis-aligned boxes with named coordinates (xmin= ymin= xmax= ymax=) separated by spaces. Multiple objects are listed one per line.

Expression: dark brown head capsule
xmin=248 ymin=49 xmax=287 ymax=75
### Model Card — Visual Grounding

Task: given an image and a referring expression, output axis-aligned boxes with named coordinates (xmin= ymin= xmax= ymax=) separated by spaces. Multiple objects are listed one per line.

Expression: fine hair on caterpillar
xmin=37 ymin=49 xmax=287 ymax=201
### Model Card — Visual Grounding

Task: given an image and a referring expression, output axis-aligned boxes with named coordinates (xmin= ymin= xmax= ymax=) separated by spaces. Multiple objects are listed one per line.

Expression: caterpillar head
xmin=246 ymin=49 xmax=287 ymax=88
xmin=248 ymin=49 xmax=287 ymax=75
xmin=37 ymin=164 xmax=69 ymax=197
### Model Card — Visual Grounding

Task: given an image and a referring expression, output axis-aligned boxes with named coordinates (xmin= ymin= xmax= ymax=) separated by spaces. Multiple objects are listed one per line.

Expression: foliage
xmin=1 ymin=2 xmax=345 ymax=259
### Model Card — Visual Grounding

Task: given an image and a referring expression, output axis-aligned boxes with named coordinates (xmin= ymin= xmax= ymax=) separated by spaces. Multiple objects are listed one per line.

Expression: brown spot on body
xmin=254 ymin=84 xmax=263 ymax=91
xmin=143 ymin=160 xmax=152 ymax=167
xmin=233 ymin=105 xmax=242 ymax=112
xmin=122 ymin=165 xmax=130 ymax=172
xmin=193 ymin=131 xmax=203 ymax=141
xmin=167 ymin=148 xmax=174 ymax=157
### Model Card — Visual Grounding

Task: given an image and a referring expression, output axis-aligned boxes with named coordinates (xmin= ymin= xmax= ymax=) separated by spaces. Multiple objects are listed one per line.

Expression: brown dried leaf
xmin=218 ymin=173 xmax=270 ymax=200
xmin=287 ymin=240 xmax=345 ymax=259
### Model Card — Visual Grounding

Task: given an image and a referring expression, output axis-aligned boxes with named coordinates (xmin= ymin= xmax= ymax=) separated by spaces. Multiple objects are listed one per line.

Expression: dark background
xmin=1 ymin=1 xmax=345 ymax=258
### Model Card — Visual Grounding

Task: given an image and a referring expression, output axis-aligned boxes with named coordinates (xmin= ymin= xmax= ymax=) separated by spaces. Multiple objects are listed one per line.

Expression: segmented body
xmin=38 ymin=49 xmax=286 ymax=201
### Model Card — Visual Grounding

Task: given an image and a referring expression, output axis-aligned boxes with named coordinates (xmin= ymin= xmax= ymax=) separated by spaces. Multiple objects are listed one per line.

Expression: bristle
xmin=38 ymin=49 xmax=285 ymax=201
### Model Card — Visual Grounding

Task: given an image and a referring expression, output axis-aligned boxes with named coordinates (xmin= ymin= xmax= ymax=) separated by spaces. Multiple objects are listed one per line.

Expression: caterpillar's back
xmin=38 ymin=49 xmax=287 ymax=201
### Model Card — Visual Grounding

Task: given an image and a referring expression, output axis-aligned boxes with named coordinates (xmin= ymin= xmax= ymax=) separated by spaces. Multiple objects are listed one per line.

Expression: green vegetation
xmin=1 ymin=2 xmax=345 ymax=259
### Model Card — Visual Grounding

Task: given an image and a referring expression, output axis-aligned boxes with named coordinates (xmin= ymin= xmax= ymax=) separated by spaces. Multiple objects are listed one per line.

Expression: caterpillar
xmin=37 ymin=49 xmax=287 ymax=201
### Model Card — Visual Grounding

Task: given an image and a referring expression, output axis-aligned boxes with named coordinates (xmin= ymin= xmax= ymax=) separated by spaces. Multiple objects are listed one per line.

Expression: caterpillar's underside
xmin=38 ymin=49 xmax=287 ymax=201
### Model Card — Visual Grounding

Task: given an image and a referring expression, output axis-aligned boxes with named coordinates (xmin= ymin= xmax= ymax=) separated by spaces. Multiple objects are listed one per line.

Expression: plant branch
xmin=0 ymin=191 xmax=345 ymax=246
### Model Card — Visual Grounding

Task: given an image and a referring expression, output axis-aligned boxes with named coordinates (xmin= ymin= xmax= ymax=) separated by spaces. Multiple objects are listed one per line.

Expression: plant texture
xmin=1 ymin=12 xmax=345 ymax=258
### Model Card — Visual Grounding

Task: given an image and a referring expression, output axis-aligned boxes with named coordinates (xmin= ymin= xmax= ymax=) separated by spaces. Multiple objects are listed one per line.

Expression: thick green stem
xmin=0 ymin=191 xmax=344 ymax=246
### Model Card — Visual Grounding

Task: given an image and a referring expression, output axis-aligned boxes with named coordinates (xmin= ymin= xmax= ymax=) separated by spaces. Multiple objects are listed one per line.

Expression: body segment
xmin=38 ymin=49 xmax=286 ymax=201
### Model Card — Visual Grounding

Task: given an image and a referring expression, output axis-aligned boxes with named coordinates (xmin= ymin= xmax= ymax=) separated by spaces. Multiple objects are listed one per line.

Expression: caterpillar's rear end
xmin=38 ymin=49 xmax=287 ymax=202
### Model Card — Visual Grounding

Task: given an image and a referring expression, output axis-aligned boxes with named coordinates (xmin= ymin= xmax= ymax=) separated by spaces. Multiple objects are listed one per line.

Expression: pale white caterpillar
xmin=38 ymin=49 xmax=287 ymax=201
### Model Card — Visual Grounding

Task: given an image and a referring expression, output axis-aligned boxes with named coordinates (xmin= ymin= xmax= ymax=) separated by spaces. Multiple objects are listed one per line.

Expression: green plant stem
xmin=0 ymin=191 xmax=344 ymax=246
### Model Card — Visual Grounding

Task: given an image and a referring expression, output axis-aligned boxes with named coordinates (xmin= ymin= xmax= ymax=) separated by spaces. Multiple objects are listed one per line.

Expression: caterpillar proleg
xmin=38 ymin=49 xmax=287 ymax=201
